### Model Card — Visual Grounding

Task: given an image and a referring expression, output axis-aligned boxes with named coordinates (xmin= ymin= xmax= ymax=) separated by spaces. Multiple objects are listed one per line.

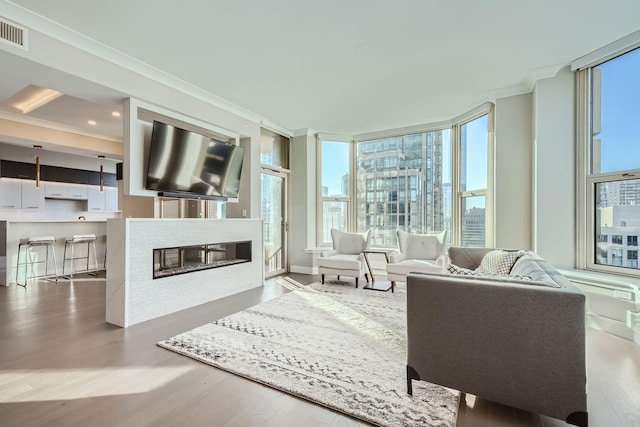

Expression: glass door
xmin=261 ymin=169 xmax=288 ymax=277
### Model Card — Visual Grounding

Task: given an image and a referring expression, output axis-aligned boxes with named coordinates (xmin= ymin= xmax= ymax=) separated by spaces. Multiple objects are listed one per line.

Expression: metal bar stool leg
xmin=91 ymin=240 xmax=99 ymax=276
xmin=16 ymin=242 xmax=25 ymax=287
xmin=47 ymin=241 xmax=59 ymax=282
xmin=62 ymin=240 xmax=69 ymax=277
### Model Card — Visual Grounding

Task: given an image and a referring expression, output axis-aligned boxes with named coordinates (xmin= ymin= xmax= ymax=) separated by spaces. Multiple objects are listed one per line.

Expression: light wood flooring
xmin=0 ymin=273 xmax=638 ymax=427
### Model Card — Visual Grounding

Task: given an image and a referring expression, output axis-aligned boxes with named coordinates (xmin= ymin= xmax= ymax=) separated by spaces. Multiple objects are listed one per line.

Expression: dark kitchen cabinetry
xmin=1 ymin=160 xmax=116 ymax=187
xmin=0 ymin=160 xmax=38 ymax=180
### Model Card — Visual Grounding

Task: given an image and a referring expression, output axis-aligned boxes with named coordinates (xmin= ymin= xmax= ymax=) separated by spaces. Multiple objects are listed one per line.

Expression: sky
xmin=597 ymin=47 xmax=640 ymax=173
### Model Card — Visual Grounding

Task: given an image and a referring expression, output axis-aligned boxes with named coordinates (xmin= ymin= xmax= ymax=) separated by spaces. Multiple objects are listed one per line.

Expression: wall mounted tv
xmin=146 ymin=120 xmax=245 ymax=201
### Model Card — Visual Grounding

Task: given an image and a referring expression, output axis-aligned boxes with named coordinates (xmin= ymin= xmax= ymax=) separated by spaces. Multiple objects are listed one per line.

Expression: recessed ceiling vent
xmin=0 ymin=17 xmax=28 ymax=50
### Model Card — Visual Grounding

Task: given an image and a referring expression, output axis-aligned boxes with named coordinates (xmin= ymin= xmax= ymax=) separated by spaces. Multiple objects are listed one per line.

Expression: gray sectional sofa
xmin=406 ymin=247 xmax=588 ymax=427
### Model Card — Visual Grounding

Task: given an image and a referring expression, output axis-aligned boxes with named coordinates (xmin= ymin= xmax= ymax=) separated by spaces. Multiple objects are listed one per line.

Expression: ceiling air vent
xmin=0 ymin=17 xmax=28 ymax=50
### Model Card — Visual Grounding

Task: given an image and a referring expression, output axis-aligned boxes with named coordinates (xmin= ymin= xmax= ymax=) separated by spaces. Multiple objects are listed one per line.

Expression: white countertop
xmin=3 ymin=220 xmax=107 ymax=223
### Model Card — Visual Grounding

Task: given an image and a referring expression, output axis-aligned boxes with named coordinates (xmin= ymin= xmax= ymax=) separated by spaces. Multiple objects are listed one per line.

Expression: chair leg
xmin=321 ymin=274 xmax=325 ymax=284
xmin=355 ymin=277 xmax=358 ymax=288
xmin=364 ymin=273 xmax=370 ymax=283
xmin=391 ymin=281 xmax=395 ymax=293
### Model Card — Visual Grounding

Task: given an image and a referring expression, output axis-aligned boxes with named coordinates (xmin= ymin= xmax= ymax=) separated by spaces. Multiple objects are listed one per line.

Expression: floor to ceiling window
xmin=317 ymin=138 xmax=352 ymax=245
xmin=316 ymin=104 xmax=493 ymax=248
xmin=576 ymin=46 xmax=640 ymax=275
xmin=260 ymin=128 xmax=290 ymax=277
xmin=354 ymin=130 xmax=452 ymax=247
xmin=455 ymin=113 xmax=490 ymax=247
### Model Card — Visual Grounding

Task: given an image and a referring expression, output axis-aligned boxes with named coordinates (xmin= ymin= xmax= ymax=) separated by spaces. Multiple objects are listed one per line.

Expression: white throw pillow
xmin=331 ymin=229 xmax=371 ymax=255
xmin=398 ymin=229 xmax=447 ymax=260
xmin=476 ymin=250 xmax=524 ymax=275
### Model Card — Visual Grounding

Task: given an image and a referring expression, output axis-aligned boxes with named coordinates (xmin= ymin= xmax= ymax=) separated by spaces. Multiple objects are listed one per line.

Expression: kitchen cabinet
xmin=105 ymin=187 xmax=118 ymax=211
xmin=0 ymin=160 xmax=37 ymax=180
xmin=87 ymin=186 xmax=119 ymax=211
xmin=21 ymin=181 xmax=45 ymax=210
xmin=0 ymin=178 xmax=45 ymax=210
xmin=45 ymin=182 xmax=88 ymax=200
xmin=0 ymin=179 xmax=21 ymax=209
xmin=87 ymin=186 xmax=106 ymax=211
xmin=66 ymin=184 xmax=88 ymax=200
xmin=45 ymin=182 xmax=68 ymax=198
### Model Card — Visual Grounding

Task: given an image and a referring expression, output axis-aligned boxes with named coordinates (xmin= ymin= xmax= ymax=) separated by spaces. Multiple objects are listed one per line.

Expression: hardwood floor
xmin=0 ymin=273 xmax=637 ymax=427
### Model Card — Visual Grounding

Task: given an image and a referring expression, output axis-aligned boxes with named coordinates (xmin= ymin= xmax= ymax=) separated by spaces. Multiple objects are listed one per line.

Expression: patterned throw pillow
xmin=447 ymin=263 xmax=481 ymax=276
xmin=476 ymin=250 xmax=524 ymax=275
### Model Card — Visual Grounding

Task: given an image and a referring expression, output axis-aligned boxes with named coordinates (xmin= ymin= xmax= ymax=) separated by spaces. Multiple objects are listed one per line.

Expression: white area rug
xmin=158 ymin=282 xmax=459 ymax=426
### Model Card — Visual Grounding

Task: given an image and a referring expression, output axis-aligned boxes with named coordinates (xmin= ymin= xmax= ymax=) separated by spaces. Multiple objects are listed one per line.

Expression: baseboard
xmin=290 ymin=265 xmax=318 ymax=275
xmin=587 ymin=313 xmax=635 ymax=340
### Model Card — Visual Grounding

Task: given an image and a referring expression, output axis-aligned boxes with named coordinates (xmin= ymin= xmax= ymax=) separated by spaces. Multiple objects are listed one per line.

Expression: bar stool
xmin=62 ymin=234 xmax=99 ymax=278
xmin=16 ymin=236 xmax=59 ymax=287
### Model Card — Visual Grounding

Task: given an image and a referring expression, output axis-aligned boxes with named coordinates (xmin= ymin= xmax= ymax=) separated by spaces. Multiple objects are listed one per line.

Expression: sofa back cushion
xmin=510 ymin=255 xmax=569 ymax=288
xmin=398 ymin=229 xmax=447 ymax=260
xmin=331 ymin=228 xmax=371 ymax=255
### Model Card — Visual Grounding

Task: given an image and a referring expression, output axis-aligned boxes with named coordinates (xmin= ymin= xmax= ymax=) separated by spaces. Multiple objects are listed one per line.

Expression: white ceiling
xmin=1 ymin=0 xmax=640 ymax=139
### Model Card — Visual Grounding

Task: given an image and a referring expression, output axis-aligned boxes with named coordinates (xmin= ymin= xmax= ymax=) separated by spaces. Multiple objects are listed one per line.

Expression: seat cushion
xmin=317 ymin=254 xmax=362 ymax=270
xmin=387 ymin=259 xmax=442 ymax=276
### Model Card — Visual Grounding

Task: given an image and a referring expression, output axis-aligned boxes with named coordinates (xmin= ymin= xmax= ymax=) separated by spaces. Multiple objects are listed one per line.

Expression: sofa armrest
xmin=406 ymin=272 xmax=586 ymax=422
xmin=435 ymin=254 xmax=449 ymax=267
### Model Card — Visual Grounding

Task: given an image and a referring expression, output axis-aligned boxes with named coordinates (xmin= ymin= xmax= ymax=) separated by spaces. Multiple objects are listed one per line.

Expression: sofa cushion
xmin=476 ymin=249 xmax=524 ymax=275
xmin=447 ymin=263 xmax=481 ymax=275
xmin=510 ymin=255 xmax=565 ymax=288
xmin=387 ymin=259 xmax=443 ymax=276
xmin=331 ymin=229 xmax=371 ymax=255
xmin=317 ymin=253 xmax=362 ymax=270
xmin=398 ymin=229 xmax=446 ymax=260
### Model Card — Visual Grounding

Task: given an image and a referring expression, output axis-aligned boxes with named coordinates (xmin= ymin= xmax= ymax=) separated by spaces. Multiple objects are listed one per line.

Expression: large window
xmin=355 ymin=130 xmax=452 ymax=247
xmin=317 ymin=106 xmax=493 ymax=248
xmin=579 ymin=46 xmax=640 ymax=275
xmin=456 ymin=114 xmax=490 ymax=247
xmin=318 ymin=139 xmax=352 ymax=245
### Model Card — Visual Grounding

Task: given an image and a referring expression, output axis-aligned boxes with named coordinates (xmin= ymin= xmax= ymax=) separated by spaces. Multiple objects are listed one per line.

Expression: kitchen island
xmin=0 ymin=220 xmax=107 ymax=286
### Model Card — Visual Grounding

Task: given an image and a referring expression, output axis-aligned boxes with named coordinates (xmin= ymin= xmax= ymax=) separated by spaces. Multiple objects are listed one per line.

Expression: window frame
xmin=451 ymin=104 xmax=495 ymax=247
xmin=575 ymin=43 xmax=640 ymax=277
xmin=316 ymin=135 xmax=355 ymax=246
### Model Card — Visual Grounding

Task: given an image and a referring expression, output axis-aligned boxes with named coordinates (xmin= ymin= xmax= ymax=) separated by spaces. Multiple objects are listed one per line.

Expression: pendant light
xmin=98 ymin=155 xmax=105 ymax=192
xmin=34 ymin=145 xmax=42 ymax=188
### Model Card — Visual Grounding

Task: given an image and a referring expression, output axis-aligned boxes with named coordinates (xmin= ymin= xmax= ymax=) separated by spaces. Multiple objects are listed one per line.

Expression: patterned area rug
xmin=158 ymin=282 xmax=459 ymax=427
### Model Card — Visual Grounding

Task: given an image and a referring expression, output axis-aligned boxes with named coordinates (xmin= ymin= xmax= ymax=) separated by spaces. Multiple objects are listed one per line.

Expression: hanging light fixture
xmin=34 ymin=145 xmax=42 ymax=188
xmin=98 ymin=155 xmax=105 ymax=192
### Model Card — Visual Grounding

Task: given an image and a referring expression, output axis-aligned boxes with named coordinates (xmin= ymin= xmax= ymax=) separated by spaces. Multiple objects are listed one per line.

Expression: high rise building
xmin=355 ymin=131 xmax=447 ymax=246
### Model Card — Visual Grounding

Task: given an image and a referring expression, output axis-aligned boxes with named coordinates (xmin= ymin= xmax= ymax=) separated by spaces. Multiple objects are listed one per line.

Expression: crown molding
xmin=488 ymin=63 xmax=565 ymax=100
xmin=2 ymin=1 xmax=293 ymax=136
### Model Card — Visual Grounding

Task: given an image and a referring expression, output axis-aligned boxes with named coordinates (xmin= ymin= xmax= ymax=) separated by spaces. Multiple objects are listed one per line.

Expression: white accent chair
xmin=386 ymin=229 xmax=448 ymax=287
xmin=317 ymin=229 xmax=371 ymax=287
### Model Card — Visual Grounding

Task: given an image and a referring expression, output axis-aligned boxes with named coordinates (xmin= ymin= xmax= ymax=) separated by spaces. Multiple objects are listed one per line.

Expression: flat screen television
xmin=146 ymin=120 xmax=245 ymax=200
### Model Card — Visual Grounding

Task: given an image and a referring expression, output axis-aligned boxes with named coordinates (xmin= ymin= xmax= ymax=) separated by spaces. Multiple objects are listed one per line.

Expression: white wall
xmin=494 ymin=93 xmax=533 ymax=250
xmin=289 ymin=132 xmax=317 ymax=273
xmin=532 ymin=67 xmax=576 ymax=268
xmin=7 ymin=28 xmax=267 ymax=220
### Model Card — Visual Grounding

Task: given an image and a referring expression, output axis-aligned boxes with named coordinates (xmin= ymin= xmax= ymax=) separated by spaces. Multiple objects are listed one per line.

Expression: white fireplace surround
xmin=106 ymin=218 xmax=263 ymax=327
